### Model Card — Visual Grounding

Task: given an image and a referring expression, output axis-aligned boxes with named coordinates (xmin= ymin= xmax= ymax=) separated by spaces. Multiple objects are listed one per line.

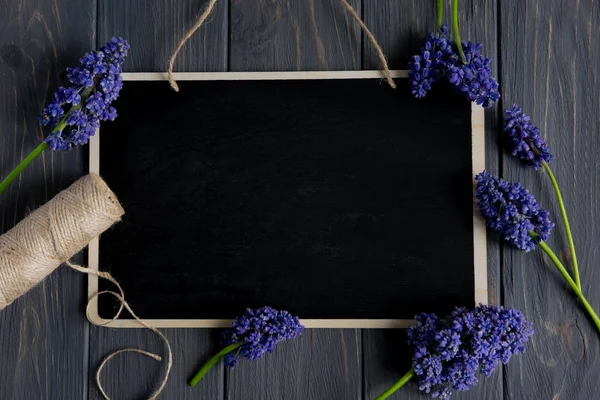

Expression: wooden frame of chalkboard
xmin=86 ymin=71 xmax=487 ymax=329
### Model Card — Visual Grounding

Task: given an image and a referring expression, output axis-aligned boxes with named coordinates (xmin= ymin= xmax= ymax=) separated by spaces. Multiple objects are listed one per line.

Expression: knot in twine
xmin=0 ymin=174 xmax=172 ymax=400
xmin=167 ymin=0 xmax=396 ymax=91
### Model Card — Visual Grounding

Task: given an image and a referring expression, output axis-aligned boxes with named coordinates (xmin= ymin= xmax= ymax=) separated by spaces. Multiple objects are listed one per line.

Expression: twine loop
xmin=67 ymin=261 xmax=173 ymax=400
xmin=167 ymin=0 xmax=396 ymax=91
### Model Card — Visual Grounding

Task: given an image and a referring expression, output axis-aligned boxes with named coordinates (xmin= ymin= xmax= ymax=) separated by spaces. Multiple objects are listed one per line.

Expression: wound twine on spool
xmin=0 ymin=174 xmax=172 ymax=400
xmin=0 ymin=174 xmax=123 ymax=309
xmin=167 ymin=0 xmax=396 ymax=91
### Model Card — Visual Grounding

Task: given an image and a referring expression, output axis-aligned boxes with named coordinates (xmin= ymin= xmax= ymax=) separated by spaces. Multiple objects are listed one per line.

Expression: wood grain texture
xmin=0 ymin=0 xmax=94 ymax=398
xmin=90 ymin=1 xmax=228 ymax=399
xmin=88 ymin=329 xmax=224 ymax=400
xmin=230 ymin=0 xmax=361 ymax=71
xmin=362 ymin=0 xmax=439 ymax=70
xmin=500 ymin=1 xmax=600 ymax=399
xmin=99 ymin=0 xmax=228 ymax=72
xmin=227 ymin=330 xmax=361 ymax=400
xmin=227 ymin=1 xmax=362 ymax=399
xmin=3 ymin=0 xmax=599 ymax=399
xmin=362 ymin=1 xmax=503 ymax=398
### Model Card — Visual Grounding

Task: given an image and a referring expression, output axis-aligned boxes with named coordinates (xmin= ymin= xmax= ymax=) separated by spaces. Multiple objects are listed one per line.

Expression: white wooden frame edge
xmin=87 ymin=70 xmax=487 ymax=329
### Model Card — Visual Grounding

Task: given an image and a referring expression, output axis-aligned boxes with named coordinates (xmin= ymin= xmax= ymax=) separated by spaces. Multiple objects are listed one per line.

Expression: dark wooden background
xmin=0 ymin=0 xmax=597 ymax=399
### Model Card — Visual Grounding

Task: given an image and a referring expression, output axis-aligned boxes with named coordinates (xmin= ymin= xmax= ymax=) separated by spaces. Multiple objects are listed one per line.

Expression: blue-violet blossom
xmin=475 ymin=170 xmax=554 ymax=251
xmin=504 ymin=104 xmax=553 ymax=169
xmin=446 ymin=42 xmax=500 ymax=108
xmin=221 ymin=306 xmax=304 ymax=368
xmin=408 ymin=305 xmax=533 ymax=399
xmin=408 ymin=28 xmax=500 ymax=108
xmin=408 ymin=25 xmax=453 ymax=98
xmin=39 ymin=37 xmax=129 ymax=151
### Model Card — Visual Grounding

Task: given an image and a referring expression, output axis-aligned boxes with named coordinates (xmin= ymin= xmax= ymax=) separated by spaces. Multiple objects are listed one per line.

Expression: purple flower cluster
xmin=39 ymin=37 xmax=129 ymax=151
xmin=504 ymin=104 xmax=553 ymax=169
xmin=408 ymin=305 xmax=534 ymax=399
xmin=447 ymin=42 xmax=500 ymax=108
xmin=408 ymin=28 xmax=500 ymax=107
xmin=408 ymin=25 xmax=453 ymax=98
xmin=475 ymin=170 xmax=554 ymax=251
xmin=221 ymin=306 xmax=304 ymax=368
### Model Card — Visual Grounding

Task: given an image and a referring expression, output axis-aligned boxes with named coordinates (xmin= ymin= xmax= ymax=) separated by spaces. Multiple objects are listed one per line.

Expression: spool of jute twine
xmin=0 ymin=174 xmax=172 ymax=400
xmin=0 ymin=174 xmax=123 ymax=309
xmin=167 ymin=0 xmax=396 ymax=91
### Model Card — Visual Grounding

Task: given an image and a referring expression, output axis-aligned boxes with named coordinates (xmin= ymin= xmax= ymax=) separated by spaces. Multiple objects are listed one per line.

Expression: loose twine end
xmin=67 ymin=261 xmax=172 ymax=400
xmin=167 ymin=0 xmax=395 ymax=91
xmin=167 ymin=68 xmax=180 ymax=92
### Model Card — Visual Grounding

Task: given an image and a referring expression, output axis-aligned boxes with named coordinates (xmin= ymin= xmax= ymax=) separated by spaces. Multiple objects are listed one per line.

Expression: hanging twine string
xmin=167 ymin=0 xmax=396 ymax=91
xmin=0 ymin=174 xmax=172 ymax=400
xmin=338 ymin=0 xmax=396 ymax=88
xmin=168 ymin=0 xmax=218 ymax=91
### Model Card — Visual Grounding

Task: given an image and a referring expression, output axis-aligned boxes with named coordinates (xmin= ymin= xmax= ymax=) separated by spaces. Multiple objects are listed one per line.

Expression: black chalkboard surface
xmin=91 ymin=72 xmax=485 ymax=327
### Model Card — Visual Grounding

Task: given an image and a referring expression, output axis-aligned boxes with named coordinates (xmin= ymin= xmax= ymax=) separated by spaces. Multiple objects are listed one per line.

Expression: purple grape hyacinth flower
xmin=221 ymin=306 xmax=304 ymax=368
xmin=504 ymin=104 xmax=553 ymax=169
xmin=475 ymin=170 xmax=554 ymax=251
xmin=407 ymin=305 xmax=533 ymax=399
xmin=446 ymin=41 xmax=500 ymax=108
xmin=408 ymin=25 xmax=454 ymax=98
xmin=39 ymin=37 xmax=129 ymax=151
xmin=189 ymin=306 xmax=304 ymax=388
xmin=408 ymin=29 xmax=500 ymax=108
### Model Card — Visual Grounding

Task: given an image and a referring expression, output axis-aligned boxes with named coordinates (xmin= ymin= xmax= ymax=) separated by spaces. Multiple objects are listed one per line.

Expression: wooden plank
xmin=90 ymin=1 xmax=228 ymax=398
xmin=227 ymin=330 xmax=361 ymax=400
xmin=98 ymin=0 xmax=228 ymax=72
xmin=500 ymin=1 xmax=600 ymax=399
xmin=362 ymin=1 xmax=503 ymax=398
xmin=227 ymin=1 xmax=362 ymax=399
xmin=230 ymin=0 xmax=361 ymax=71
xmin=362 ymin=0 xmax=439 ymax=70
xmin=88 ymin=329 xmax=224 ymax=400
xmin=0 ymin=0 xmax=95 ymax=398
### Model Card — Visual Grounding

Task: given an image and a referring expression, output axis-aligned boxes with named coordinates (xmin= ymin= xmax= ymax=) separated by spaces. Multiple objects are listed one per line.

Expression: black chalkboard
xmin=95 ymin=74 xmax=482 ymax=324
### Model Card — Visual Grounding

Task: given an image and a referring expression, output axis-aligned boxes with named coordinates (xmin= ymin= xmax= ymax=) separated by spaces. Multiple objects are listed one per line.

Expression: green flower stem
xmin=452 ymin=0 xmax=467 ymax=63
xmin=0 ymin=142 xmax=49 ymax=196
xmin=534 ymin=235 xmax=600 ymax=334
xmin=0 ymin=86 xmax=95 ymax=197
xmin=189 ymin=342 xmax=242 ymax=387
xmin=541 ymin=160 xmax=580 ymax=289
xmin=436 ymin=0 xmax=444 ymax=31
xmin=375 ymin=369 xmax=416 ymax=400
